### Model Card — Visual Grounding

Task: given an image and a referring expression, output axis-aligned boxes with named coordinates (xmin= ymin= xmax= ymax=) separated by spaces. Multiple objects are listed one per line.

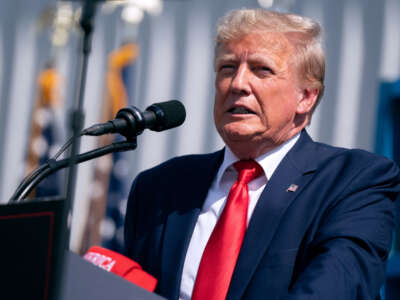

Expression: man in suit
xmin=124 ymin=9 xmax=400 ymax=300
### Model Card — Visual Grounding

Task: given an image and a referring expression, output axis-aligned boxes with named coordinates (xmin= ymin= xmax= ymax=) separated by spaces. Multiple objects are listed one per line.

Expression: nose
xmin=231 ymin=64 xmax=251 ymax=96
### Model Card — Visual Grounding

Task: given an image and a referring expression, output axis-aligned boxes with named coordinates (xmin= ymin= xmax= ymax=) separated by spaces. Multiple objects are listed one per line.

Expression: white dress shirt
xmin=179 ymin=134 xmax=300 ymax=300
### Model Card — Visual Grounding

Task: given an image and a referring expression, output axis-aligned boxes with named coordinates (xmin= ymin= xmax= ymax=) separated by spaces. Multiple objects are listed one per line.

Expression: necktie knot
xmin=234 ymin=160 xmax=263 ymax=184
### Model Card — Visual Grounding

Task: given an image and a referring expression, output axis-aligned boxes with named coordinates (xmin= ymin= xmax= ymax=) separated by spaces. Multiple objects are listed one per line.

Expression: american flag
xmin=25 ymin=64 xmax=64 ymax=198
xmin=80 ymin=43 xmax=139 ymax=253
xmin=375 ymin=80 xmax=400 ymax=253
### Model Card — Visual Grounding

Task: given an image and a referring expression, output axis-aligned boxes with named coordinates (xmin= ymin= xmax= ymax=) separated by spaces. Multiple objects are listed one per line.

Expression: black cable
xmin=52 ymin=134 xmax=77 ymax=160
xmin=10 ymin=131 xmax=85 ymax=202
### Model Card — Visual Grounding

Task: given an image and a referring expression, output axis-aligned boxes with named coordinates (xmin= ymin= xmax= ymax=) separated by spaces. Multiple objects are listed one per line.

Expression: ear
xmin=296 ymin=87 xmax=319 ymax=114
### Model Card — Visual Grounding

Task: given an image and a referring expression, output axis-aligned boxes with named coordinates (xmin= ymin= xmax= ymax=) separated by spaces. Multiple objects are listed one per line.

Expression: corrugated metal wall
xmin=0 ymin=0 xmax=399 ymax=250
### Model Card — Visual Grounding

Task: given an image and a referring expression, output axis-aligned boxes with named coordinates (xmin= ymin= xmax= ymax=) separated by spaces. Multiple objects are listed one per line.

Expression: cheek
xmin=215 ymin=73 xmax=231 ymax=91
xmin=214 ymin=79 xmax=229 ymax=107
xmin=258 ymin=92 xmax=299 ymax=124
xmin=213 ymin=93 xmax=223 ymax=115
xmin=213 ymin=94 xmax=225 ymax=125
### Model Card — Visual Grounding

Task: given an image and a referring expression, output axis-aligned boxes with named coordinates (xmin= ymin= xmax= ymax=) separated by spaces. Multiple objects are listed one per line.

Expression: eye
xmin=219 ymin=64 xmax=236 ymax=72
xmin=253 ymin=66 xmax=274 ymax=77
xmin=217 ymin=64 xmax=236 ymax=76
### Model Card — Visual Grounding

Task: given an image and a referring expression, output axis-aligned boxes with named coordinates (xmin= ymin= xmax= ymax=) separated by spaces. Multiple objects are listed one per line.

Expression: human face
xmin=214 ymin=32 xmax=314 ymax=159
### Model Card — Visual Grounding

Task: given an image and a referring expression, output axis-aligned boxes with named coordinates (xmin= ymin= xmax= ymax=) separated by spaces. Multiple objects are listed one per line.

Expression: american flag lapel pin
xmin=287 ymin=184 xmax=298 ymax=192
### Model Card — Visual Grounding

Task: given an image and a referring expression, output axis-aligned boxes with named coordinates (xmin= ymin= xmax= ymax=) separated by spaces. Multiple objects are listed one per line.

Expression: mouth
xmin=228 ymin=107 xmax=256 ymax=115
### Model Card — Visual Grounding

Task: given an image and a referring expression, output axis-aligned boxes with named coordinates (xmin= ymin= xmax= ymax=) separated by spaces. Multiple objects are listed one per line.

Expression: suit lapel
xmin=160 ymin=150 xmax=224 ymax=300
xmin=228 ymin=131 xmax=319 ymax=299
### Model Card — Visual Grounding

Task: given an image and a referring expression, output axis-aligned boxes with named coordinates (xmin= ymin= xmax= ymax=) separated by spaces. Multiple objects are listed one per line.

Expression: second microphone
xmin=82 ymin=100 xmax=186 ymax=139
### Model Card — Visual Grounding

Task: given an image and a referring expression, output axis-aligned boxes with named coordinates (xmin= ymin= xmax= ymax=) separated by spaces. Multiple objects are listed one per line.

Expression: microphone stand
xmin=65 ymin=0 xmax=99 ymax=245
xmin=9 ymin=139 xmax=137 ymax=202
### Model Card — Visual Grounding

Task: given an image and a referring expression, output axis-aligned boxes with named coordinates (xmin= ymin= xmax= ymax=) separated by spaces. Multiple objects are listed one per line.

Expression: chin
xmin=220 ymin=122 xmax=260 ymax=140
xmin=220 ymin=132 xmax=260 ymax=156
xmin=221 ymin=128 xmax=252 ymax=141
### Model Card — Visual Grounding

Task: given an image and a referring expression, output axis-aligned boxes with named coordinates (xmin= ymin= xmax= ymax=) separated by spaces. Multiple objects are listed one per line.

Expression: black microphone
xmin=83 ymin=100 xmax=186 ymax=138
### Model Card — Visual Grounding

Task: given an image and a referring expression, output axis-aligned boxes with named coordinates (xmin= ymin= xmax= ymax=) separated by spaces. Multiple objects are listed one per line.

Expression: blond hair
xmin=215 ymin=9 xmax=325 ymax=110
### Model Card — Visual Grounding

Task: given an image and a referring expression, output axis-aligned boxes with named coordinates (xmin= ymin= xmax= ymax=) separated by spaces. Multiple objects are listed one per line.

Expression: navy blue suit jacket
xmin=124 ymin=131 xmax=400 ymax=299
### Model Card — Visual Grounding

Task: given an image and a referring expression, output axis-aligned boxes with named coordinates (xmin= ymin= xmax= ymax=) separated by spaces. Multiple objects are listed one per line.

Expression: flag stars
xmin=34 ymin=108 xmax=53 ymax=128
xmin=112 ymin=158 xmax=130 ymax=179
xmin=100 ymin=217 xmax=117 ymax=240
xmin=32 ymin=136 xmax=49 ymax=157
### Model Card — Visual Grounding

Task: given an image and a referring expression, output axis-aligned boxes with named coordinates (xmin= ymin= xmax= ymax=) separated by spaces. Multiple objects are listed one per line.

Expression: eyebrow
xmin=249 ymin=53 xmax=280 ymax=67
xmin=216 ymin=53 xmax=278 ymax=69
xmin=215 ymin=54 xmax=237 ymax=63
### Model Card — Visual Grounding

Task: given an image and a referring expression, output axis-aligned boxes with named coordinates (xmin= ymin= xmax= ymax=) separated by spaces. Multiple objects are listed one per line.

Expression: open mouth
xmin=228 ymin=107 xmax=255 ymax=114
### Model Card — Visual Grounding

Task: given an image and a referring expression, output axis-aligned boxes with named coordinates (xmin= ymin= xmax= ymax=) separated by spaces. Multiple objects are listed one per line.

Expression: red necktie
xmin=191 ymin=160 xmax=263 ymax=300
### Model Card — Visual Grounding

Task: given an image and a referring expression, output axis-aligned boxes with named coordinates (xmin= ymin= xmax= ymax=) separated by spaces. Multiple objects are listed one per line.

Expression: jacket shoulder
xmin=292 ymin=132 xmax=399 ymax=180
xmin=316 ymin=141 xmax=398 ymax=169
xmin=138 ymin=150 xmax=223 ymax=181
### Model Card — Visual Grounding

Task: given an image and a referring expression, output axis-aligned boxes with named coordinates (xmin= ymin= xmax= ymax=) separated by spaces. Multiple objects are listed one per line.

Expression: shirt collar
xmin=215 ymin=133 xmax=301 ymax=186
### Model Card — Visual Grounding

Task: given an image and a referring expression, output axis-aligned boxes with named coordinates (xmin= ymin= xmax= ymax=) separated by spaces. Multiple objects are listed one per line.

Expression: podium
xmin=0 ymin=199 xmax=66 ymax=299
xmin=61 ymin=251 xmax=165 ymax=300
xmin=0 ymin=199 xmax=165 ymax=300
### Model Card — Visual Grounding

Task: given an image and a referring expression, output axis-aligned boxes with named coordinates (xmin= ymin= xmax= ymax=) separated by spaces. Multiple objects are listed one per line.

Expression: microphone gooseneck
xmin=82 ymin=100 xmax=186 ymax=139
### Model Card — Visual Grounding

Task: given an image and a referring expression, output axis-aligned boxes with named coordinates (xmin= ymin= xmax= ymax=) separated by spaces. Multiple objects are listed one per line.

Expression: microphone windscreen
xmin=83 ymin=246 xmax=157 ymax=292
xmin=147 ymin=100 xmax=186 ymax=131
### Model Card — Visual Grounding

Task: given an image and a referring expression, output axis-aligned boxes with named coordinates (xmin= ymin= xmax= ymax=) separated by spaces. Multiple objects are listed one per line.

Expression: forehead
xmin=216 ymin=32 xmax=294 ymax=66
